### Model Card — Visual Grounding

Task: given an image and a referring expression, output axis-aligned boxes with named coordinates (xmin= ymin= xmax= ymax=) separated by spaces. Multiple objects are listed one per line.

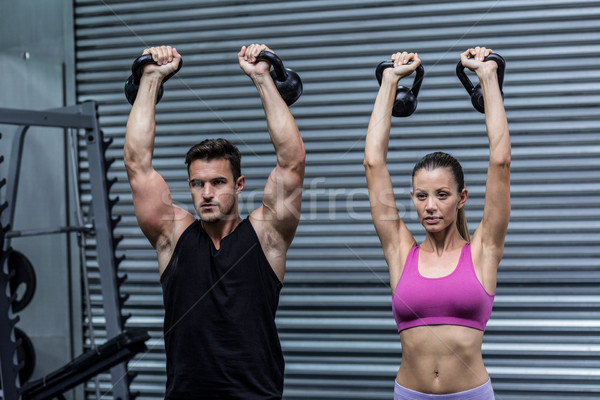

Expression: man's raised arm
xmin=124 ymin=46 xmax=192 ymax=272
xmin=240 ymin=44 xmax=306 ymax=281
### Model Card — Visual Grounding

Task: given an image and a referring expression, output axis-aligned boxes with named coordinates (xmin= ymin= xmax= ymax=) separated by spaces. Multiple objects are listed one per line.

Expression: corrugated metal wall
xmin=74 ymin=1 xmax=600 ymax=399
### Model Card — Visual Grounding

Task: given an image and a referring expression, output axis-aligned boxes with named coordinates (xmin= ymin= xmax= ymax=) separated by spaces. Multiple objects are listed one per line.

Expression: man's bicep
xmin=129 ymin=170 xmax=178 ymax=247
xmin=260 ymin=166 xmax=304 ymax=239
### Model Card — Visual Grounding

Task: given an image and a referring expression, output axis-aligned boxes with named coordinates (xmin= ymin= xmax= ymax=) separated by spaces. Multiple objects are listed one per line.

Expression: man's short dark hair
xmin=185 ymin=138 xmax=242 ymax=180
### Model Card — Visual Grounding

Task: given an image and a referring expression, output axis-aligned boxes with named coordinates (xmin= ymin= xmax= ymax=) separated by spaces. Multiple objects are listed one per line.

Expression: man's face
xmin=188 ymin=158 xmax=244 ymax=222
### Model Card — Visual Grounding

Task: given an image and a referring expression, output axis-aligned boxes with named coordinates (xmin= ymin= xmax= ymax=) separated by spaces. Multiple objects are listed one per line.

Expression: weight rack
xmin=0 ymin=102 xmax=140 ymax=400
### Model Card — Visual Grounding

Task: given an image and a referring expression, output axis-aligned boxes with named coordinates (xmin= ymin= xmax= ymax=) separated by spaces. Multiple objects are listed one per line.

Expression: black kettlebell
xmin=456 ymin=53 xmax=505 ymax=113
xmin=375 ymin=61 xmax=424 ymax=117
xmin=124 ymin=54 xmax=183 ymax=105
xmin=256 ymin=51 xmax=303 ymax=106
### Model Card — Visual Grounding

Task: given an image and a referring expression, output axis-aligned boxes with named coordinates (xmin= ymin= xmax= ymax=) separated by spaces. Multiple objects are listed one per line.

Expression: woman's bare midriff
xmin=396 ymin=325 xmax=489 ymax=394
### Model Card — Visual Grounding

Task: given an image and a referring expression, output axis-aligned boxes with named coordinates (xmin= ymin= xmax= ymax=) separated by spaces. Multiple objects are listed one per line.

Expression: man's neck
xmin=201 ymin=215 xmax=243 ymax=250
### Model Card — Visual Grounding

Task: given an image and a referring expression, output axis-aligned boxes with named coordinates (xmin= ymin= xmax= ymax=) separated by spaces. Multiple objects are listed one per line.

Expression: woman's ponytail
xmin=457 ymin=207 xmax=470 ymax=242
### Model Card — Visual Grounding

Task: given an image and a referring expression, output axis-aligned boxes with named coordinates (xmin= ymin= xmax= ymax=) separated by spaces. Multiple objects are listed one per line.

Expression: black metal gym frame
xmin=0 ymin=102 xmax=147 ymax=400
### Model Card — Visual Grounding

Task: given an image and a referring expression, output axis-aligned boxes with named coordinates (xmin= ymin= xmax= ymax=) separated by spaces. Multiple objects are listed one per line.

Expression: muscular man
xmin=124 ymin=44 xmax=305 ymax=400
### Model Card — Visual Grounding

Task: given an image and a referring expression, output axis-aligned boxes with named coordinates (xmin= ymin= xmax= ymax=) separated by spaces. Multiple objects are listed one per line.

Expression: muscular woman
xmin=364 ymin=47 xmax=510 ymax=399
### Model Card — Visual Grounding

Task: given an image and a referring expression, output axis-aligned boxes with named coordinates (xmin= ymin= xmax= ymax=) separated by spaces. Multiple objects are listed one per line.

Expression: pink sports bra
xmin=392 ymin=243 xmax=495 ymax=332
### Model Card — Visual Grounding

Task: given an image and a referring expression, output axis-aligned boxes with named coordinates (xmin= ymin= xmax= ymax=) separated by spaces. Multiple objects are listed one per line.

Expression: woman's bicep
xmin=366 ymin=164 xmax=415 ymax=256
xmin=474 ymin=160 xmax=510 ymax=262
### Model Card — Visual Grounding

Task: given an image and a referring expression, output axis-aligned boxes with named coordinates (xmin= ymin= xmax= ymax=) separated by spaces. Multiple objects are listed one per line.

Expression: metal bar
xmin=0 ymin=246 xmax=22 ymax=399
xmin=68 ymin=127 xmax=102 ymax=399
xmin=82 ymin=101 xmax=131 ymax=400
xmin=5 ymin=225 xmax=93 ymax=239
xmin=0 ymin=107 xmax=95 ymax=129
xmin=0 ymin=123 xmax=22 ymax=399
xmin=49 ymin=104 xmax=91 ymax=115
xmin=1 ymin=125 xmax=29 ymax=250
xmin=0 ymin=102 xmax=132 ymax=399
xmin=0 ymin=102 xmax=133 ymax=399
xmin=20 ymin=329 xmax=149 ymax=400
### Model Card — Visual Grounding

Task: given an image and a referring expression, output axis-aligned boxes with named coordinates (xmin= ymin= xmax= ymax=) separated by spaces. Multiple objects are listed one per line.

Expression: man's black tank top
xmin=160 ymin=218 xmax=284 ymax=400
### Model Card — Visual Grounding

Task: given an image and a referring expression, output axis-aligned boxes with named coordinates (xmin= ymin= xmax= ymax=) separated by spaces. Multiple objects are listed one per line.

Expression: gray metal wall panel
xmin=74 ymin=1 xmax=600 ymax=399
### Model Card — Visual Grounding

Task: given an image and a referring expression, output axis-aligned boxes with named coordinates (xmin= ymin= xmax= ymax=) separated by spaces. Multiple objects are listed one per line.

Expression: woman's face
xmin=411 ymin=167 xmax=468 ymax=234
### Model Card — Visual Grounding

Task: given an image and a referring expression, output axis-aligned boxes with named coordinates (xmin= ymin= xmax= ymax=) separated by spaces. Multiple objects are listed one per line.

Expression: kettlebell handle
xmin=456 ymin=53 xmax=505 ymax=113
xmin=254 ymin=51 xmax=303 ymax=106
xmin=256 ymin=51 xmax=289 ymax=82
xmin=125 ymin=54 xmax=183 ymax=105
xmin=375 ymin=61 xmax=424 ymax=97
xmin=131 ymin=54 xmax=183 ymax=85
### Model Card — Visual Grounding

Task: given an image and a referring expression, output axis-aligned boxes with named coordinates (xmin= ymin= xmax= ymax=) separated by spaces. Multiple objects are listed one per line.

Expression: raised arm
xmin=124 ymin=46 xmax=193 ymax=273
xmin=240 ymin=44 xmax=306 ymax=281
xmin=466 ymin=47 xmax=511 ymax=289
xmin=364 ymin=52 xmax=418 ymax=287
